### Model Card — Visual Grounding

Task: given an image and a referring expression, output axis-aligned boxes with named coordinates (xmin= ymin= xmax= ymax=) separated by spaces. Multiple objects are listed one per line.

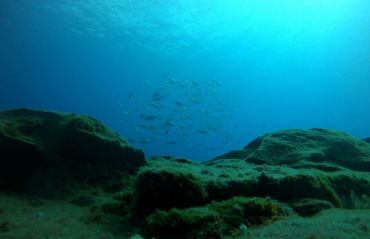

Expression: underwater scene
xmin=0 ymin=0 xmax=370 ymax=238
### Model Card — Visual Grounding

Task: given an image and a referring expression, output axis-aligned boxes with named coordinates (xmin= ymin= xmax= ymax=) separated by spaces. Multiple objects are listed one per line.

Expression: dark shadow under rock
xmin=291 ymin=199 xmax=334 ymax=217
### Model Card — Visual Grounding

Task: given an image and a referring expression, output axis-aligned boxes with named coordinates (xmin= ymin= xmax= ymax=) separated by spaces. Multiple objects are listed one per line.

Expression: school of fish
xmin=117 ymin=74 xmax=251 ymax=152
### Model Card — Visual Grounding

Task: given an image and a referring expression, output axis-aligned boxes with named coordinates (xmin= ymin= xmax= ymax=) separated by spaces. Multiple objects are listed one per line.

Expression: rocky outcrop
xmin=0 ymin=108 xmax=146 ymax=198
xmin=364 ymin=137 xmax=370 ymax=144
xmin=1 ymin=110 xmax=369 ymax=239
xmin=213 ymin=128 xmax=370 ymax=172
xmin=124 ymin=129 xmax=370 ymax=238
xmin=203 ymin=129 xmax=370 ymax=207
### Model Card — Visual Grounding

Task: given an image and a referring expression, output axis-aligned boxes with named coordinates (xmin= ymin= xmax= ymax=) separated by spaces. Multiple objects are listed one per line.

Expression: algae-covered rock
xmin=3 ymin=109 xmax=370 ymax=239
xmin=214 ymin=128 xmax=370 ymax=172
xmin=132 ymin=158 xmax=207 ymax=218
xmin=127 ymin=129 xmax=370 ymax=239
xmin=0 ymin=108 xmax=145 ymax=198
xmin=131 ymin=146 xmax=370 ymax=220
xmin=145 ymin=196 xmax=287 ymax=239
xmin=204 ymin=128 xmax=370 ymax=207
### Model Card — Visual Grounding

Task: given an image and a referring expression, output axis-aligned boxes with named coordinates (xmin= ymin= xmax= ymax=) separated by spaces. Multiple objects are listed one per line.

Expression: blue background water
xmin=1 ymin=0 xmax=369 ymax=162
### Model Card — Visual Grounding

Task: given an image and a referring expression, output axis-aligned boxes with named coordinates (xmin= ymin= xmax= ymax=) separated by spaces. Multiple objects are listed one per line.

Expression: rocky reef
xmin=1 ymin=109 xmax=370 ymax=239
xmin=0 ymin=108 xmax=145 ymax=198
xmin=112 ymin=128 xmax=369 ymax=238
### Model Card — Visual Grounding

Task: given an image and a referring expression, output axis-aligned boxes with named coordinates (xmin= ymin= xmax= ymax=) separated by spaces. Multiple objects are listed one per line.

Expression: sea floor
xmin=0 ymin=193 xmax=369 ymax=239
xmin=0 ymin=193 xmax=137 ymax=239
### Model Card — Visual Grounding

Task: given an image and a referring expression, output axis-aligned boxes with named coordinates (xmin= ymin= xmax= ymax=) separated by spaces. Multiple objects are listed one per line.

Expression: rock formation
xmin=0 ymin=108 xmax=145 ymax=198
xmin=126 ymin=128 xmax=370 ymax=238
xmin=1 ymin=109 xmax=369 ymax=239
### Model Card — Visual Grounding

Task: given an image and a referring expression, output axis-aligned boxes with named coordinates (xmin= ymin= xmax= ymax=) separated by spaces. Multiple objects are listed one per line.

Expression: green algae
xmin=145 ymin=196 xmax=285 ymax=239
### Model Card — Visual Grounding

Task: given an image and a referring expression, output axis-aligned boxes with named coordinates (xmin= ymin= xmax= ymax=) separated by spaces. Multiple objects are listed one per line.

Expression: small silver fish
xmin=165 ymin=141 xmax=176 ymax=145
xmin=167 ymin=78 xmax=176 ymax=84
xmin=198 ymin=129 xmax=208 ymax=135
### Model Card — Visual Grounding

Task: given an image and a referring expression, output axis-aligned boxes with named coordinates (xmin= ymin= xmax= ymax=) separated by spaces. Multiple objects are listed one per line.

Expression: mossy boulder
xmin=0 ymin=108 xmax=145 ymax=198
xmin=145 ymin=196 xmax=286 ymax=239
xmin=214 ymin=128 xmax=370 ymax=172
xmin=127 ymin=129 xmax=370 ymax=238
xmin=132 ymin=162 xmax=207 ymax=218
xmin=204 ymin=129 xmax=370 ymax=207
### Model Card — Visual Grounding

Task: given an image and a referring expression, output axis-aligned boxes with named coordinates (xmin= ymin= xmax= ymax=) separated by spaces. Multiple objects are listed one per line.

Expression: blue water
xmin=1 ymin=0 xmax=369 ymax=162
